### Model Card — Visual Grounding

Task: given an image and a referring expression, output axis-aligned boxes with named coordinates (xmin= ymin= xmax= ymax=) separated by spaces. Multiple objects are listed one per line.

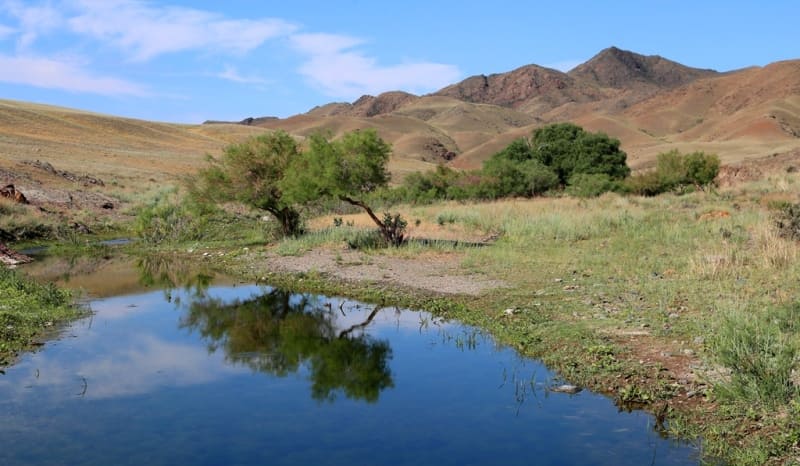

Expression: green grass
xmin=0 ymin=266 xmax=84 ymax=366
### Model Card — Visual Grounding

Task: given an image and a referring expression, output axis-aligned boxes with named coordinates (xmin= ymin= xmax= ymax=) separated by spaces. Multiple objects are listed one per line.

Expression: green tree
xmin=683 ymin=151 xmax=720 ymax=187
xmin=529 ymin=123 xmax=630 ymax=184
xmin=283 ymin=129 xmax=406 ymax=246
xmin=181 ymin=289 xmax=394 ymax=403
xmin=189 ymin=131 xmax=302 ymax=236
xmin=481 ymin=124 xmax=629 ymax=198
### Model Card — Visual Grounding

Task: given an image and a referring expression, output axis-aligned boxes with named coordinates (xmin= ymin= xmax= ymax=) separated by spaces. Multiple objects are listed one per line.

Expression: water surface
xmin=1 ymin=261 xmax=702 ymax=465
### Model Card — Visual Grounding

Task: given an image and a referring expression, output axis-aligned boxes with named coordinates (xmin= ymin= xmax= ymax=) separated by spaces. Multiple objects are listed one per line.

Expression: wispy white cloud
xmin=543 ymin=59 xmax=583 ymax=72
xmin=0 ymin=1 xmax=462 ymax=102
xmin=65 ymin=0 xmax=297 ymax=61
xmin=0 ymin=53 xmax=149 ymax=95
xmin=1 ymin=0 xmax=63 ymax=49
xmin=291 ymin=33 xmax=461 ymax=99
xmin=216 ymin=65 xmax=269 ymax=86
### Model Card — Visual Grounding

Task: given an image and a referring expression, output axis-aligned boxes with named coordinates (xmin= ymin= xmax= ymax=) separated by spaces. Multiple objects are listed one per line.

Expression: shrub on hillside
xmin=566 ymin=173 xmax=621 ymax=198
xmin=482 ymin=156 xmax=559 ymax=198
xmin=775 ymin=202 xmax=800 ymax=241
xmin=481 ymin=123 xmax=629 ymax=198
xmin=626 ymin=150 xmax=720 ymax=196
xmin=529 ymin=123 xmax=630 ymax=184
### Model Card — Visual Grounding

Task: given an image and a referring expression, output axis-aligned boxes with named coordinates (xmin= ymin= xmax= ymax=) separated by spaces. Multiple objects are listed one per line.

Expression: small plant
xmin=381 ymin=212 xmax=407 ymax=247
xmin=436 ymin=212 xmax=458 ymax=226
xmin=712 ymin=304 xmax=798 ymax=407
xmin=774 ymin=202 xmax=800 ymax=241
xmin=618 ymin=384 xmax=653 ymax=404
xmin=566 ymin=173 xmax=620 ymax=198
xmin=345 ymin=229 xmax=386 ymax=250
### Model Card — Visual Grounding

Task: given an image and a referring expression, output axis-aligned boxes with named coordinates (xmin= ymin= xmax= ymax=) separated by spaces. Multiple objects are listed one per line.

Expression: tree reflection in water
xmin=180 ymin=289 xmax=394 ymax=403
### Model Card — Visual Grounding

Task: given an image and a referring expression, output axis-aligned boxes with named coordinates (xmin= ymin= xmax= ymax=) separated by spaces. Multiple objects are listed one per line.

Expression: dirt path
xmin=244 ymin=247 xmax=506 ymax=296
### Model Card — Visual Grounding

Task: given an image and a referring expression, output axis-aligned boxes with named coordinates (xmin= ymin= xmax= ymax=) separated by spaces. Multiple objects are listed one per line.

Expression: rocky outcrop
xmin=0 ymin=184 xmax=27 ymax=204
xmin=433 ymin=64 xmax=596 ymax=110
xmin=568 ymin=46 xmax=719 ymax=90
xmin=22 ymin=160 xmax=104 ymax=187
xmin=0 ymin=242 xmax=32 ymax=266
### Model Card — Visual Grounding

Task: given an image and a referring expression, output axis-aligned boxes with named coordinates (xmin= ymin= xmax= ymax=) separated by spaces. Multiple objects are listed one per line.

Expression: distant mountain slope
xmin=2 ymin=46 xmax=797 ymax=191
xmin=431 ymin=64 xmax=604 ymax=111
xmin=242 ymin=46 xmax=799 ymax=171
xmin=568 ymin=46 xmax=719 ymax=90
xmin=0 ymin=99 xmax=261 ymax=181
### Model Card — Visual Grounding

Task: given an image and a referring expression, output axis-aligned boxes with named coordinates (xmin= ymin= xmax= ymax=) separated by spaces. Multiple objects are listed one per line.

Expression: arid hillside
xmin=240 ymin=47 xmax=800 ymax=171
xmin=0 ymin=46 xmax=798 ymax=209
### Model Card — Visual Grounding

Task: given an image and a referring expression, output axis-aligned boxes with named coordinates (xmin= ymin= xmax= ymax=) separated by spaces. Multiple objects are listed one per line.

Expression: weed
xmin=0 ymin=267 xmax=83 ymax=366
xmin=712 ymin=304 xmax=798 ymax=407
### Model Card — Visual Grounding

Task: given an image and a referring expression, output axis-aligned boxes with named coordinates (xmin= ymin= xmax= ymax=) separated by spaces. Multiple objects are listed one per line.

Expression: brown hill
xmin=248 ymin=47 xmax=800 ymax=171
xmin=432 ymin=64 xmax=607 ymax=113
xmin=1 ymin=46 xmax=798 ymax=204
xmin=569 ymin=46 xmax=719 ymax=90
xmin=307 ymin=91 xmax=419 ymax=118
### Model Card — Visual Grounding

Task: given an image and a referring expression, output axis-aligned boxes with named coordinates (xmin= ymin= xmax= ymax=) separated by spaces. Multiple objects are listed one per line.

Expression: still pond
xmin=0 ymin=256 xmax=703 ymax=465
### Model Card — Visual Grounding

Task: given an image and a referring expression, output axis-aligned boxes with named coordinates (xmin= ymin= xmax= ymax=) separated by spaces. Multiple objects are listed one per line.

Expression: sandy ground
xmin=253 ymin=247 xmax=506 ymax=296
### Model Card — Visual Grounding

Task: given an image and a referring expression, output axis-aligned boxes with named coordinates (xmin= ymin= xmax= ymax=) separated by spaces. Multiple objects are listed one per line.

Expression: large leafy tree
xmin=189 ymin=131 xmax=302 ymax=236
xmin=481 ymin=123 xmax=629 ymax=197
xmin=529 ymin=122 xmax=630 ymax=184
xmin=282 ymin=129 xmax=406 ymax=245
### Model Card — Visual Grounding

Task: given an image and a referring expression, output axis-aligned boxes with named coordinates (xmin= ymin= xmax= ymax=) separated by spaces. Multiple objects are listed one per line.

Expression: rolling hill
xmin=241 ymin=46 xmax=800 ymax=172
xmin=1 ymin=46 xmax=798 ymax=196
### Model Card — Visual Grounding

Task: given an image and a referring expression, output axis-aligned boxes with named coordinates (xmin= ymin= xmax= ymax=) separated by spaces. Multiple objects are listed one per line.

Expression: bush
xmin=683 ymin=151 xmax=721 ymax=186
xmin=626 ymin=150 xmax=720 ymax=196
xmin=345 ymin=229 xmax=387 ymax=250
xmin=713 ymin=304 xmax=798 ymax=407
xmin=566 ymin=173 xmax=620 ymax=198
xmin=399 ymin=166 xmax=484 ymax=203
xmin=482 ymin=156 xmax=559 ymax=198
xmin=529 ymin=123 xmax=630 ymax=184
xmin=134 ymin=191 xmax=201 ymax=244
xmin=134 ymin=188 xmax=274 ymax=245
xmin=775 ymin=202 xmax=800 ymax=241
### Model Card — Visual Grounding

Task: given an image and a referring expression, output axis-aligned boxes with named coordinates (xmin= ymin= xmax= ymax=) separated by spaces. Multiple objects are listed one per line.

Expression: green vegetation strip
xmin=0 ymin=266 xmax=84 ymax=367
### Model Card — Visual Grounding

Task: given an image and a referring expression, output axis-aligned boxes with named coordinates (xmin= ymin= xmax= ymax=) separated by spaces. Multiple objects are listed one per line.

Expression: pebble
xmin=551 ymin=384 xmax=582 ymax=394
xmin=682 ymin=349 xmax=695 ymax=356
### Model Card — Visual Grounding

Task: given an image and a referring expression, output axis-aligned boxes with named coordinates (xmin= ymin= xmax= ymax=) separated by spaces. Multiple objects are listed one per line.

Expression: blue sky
xmin=0 ymin=0 xmax=797 ymax=123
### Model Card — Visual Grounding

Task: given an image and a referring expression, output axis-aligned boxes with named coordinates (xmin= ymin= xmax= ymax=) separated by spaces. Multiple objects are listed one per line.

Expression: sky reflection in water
xmin=0 ymin=281 xmax=702 ymax=466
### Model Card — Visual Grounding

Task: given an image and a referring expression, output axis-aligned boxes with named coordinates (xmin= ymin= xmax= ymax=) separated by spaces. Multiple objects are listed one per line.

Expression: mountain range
xmin=233 ymin=46 xmax=800 ymax=177
xmin=1 ymin=46 xmax=798 ymax=186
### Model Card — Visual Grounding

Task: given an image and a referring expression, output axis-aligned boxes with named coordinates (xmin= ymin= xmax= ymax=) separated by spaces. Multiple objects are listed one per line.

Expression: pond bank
xmin=0 ymin=266 xmax=85 ymax=367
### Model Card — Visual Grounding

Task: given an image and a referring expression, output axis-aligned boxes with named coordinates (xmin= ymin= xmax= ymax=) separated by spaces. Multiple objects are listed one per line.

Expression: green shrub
xmin=134 ymin=188 xmax=273 ymax=245
xmin=624 ymin=171 xmax=665 ymax=196
xmin=529 ymin=123 xmax=630 ymax=184
xmin=345 ymin=229 xmax=387 ymax=250
xmin=712 ymin=304 xmax=798 ymax=407
xmin=566 ymin=173 xmax=620 ymax=198
xmin=626 ymin=150 xmax=720 ymax=196
xmin=775 ymin=202 xmax=800 ymax=241
xmin=482 ymin=157 xmax=559 ymax=198
xmin=684 ymin=151 xmax=721 ymax=186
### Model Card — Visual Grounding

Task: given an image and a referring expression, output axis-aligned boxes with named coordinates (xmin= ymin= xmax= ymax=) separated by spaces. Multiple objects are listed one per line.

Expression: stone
xmin=550 ymin=384 xmax=582 ymax=394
